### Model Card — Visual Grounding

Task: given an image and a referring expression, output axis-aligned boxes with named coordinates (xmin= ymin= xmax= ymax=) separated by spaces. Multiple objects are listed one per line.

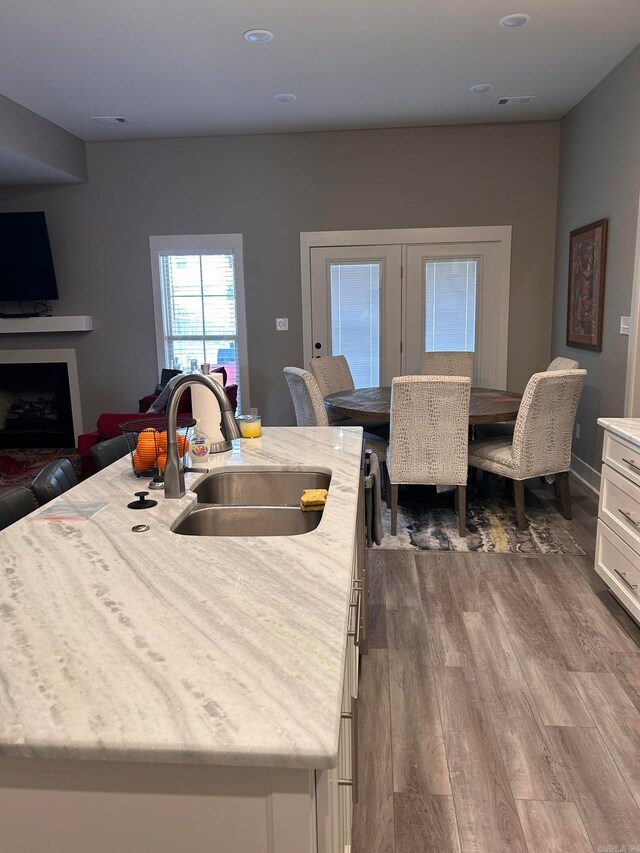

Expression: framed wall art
xmin=566 ymin=218 xmax=608 ymax=351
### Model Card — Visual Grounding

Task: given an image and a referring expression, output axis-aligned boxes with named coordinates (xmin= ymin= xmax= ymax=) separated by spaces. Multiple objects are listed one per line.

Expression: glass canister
xmin=236 ymin=414 xmax=262 ymax=438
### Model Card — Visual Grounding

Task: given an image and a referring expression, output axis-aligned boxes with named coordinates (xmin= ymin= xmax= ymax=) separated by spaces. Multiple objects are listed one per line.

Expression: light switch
xmin=276 ymin=318 xmax=289 ymax=331
xmin=620 ymin=316 xmax=631 ymax=336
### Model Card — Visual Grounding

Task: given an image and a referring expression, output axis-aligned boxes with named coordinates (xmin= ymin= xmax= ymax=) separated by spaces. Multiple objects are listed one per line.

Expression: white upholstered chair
xmin=547 ymin=356 xmax=579 ymax=371
xmin=308 ymin=355 xmax=355 ymax=398
xmin=468 ymin=369 xmax=586 ymax=529
xmin=283 ymin=367 xmax=388 ymax=463
xmin=308 ymin=354 xmax=388 ymax=435
xmin=422 ymin=351 xmax=474 ymax=381
xmin=386 ymin=375 xmax=471 ymax=537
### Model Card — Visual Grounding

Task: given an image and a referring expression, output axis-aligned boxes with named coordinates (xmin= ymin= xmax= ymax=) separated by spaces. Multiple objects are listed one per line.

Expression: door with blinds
xmin=404 ymin=242 xmax=505 ymax=387
xmin=308 ymin=236 xmax=507 ymax=390
xmin=309 ymin=246 xmax=402 ymax=386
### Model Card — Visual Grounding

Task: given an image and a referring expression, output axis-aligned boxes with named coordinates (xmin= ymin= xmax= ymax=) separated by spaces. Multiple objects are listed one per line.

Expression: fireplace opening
xmin=0 ymin=362 xmax=75 ymax=448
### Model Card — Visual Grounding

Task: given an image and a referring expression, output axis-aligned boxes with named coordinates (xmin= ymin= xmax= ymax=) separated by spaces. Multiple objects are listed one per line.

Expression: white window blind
xmin=329 ymin=262 xmax=381 ymax=388
xmin=159 ymin=252 xmax=239 ymax=391
xmin=425 ymin=259 xmax=477 ymax=353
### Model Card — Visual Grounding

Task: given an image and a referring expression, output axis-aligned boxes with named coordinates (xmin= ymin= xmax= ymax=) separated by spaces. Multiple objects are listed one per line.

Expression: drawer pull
xmin=618 ymin=508 xmax=640 ymax=527
xmin=622 ymin=457 xmax=640 ymax=474
xmin=614 ymin=568 xmax=639 ymax=592
xmin=338 ymin=694 xmax=359 ymax=804
xmin=348 ymin=590 xmax=362 ymax=647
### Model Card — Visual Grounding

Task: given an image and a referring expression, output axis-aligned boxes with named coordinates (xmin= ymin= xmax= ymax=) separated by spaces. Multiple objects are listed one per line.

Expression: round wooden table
xmin=325 ymin=386 xmax=522 ymax=425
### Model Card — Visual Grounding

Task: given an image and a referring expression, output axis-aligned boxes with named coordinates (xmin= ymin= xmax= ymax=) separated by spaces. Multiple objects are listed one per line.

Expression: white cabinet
xmin=595 ymin=428 xmax=640 ymax=625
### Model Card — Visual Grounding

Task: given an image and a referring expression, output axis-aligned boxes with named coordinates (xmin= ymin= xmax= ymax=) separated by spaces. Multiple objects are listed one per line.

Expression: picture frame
xmin=566 ymin=218 xmax=608 ymax=351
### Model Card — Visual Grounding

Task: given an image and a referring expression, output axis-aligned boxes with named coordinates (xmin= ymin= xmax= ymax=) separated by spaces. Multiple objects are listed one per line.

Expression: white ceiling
xmin=1 ymin=0 xmax=640 ymax=143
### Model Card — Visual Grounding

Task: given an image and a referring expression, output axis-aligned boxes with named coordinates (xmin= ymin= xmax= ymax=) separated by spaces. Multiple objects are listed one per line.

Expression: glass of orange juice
xmin=237 ymin=414 xmax=262 ymax=438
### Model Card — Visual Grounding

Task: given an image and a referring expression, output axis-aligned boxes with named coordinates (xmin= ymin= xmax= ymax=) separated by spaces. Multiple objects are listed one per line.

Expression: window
xmin=425 ymin=259 xmax=477 ymax=353
xmin=329 ymin=261 xmax=381 ymax=387
xmin=149 ymin=234 xmax=250 ymax=409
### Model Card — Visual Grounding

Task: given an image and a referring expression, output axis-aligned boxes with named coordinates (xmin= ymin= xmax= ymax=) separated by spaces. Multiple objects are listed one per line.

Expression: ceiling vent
xmin=90 ymin=116 xmax=129 ymax=124
xmin=497 ymin=96 xmax=535 ymax=106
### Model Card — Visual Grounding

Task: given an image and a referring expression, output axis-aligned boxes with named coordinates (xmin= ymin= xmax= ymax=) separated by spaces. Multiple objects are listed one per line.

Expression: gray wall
xmin=0 ymin=92 xmax=87 ymax=183
xmin=0 ymin=121 xmax=560 ymax=429
xmin=551 ymin=45 xmax=640 ymax=477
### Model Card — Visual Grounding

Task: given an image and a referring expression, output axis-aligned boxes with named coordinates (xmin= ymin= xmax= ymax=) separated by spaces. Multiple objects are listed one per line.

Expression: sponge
xmin=300 ymin=488 xmax=328 ymax=512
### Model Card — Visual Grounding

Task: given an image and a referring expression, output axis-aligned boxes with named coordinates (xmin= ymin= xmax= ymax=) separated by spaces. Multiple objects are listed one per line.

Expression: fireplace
xmin=0 ymin=360 xmax=76 ymax=448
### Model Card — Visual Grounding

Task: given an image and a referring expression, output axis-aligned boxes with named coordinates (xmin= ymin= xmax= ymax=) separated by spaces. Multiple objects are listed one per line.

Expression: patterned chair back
xmin=512 ymin=369 xmax=586 ymax=478
xmin=308 ymin=355 xmax=355 ymax=398
xmin=388 ymin=375 xmax=471 ymax=486
xmin=283 ymin=367 xmax=329 ymax=426
xmin=421 ymin=351 xmax=475 ymax=381
xmin=546 ymin=356 xmax=579 ymax=371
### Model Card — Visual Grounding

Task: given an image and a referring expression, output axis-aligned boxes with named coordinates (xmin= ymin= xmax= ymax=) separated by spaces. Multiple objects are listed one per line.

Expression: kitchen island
xmin=0 ymin=427 xmax=364 ymax=853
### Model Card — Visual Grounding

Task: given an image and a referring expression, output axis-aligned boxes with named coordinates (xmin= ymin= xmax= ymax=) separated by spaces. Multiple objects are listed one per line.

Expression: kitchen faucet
xmin=164 ymin=373 xmax=241 ymax=498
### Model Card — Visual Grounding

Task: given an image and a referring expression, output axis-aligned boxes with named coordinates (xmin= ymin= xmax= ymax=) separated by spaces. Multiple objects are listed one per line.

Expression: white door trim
xmin=624 ymin=192 xmax=640 ymax=416
xmin=300 ymin=226 xmax=512 ymax=372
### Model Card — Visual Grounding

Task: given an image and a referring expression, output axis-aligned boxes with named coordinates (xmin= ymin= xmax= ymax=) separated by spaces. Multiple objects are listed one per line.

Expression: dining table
xmin=324 ymin=385 xmax=523 ymax=425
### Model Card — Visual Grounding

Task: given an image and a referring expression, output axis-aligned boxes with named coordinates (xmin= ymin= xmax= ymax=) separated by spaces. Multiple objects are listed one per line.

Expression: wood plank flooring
xmin=352 ymin=476 xmax=640 ymax=852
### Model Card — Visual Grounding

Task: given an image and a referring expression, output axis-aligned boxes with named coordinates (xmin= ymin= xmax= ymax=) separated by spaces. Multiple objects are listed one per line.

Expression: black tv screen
xmin=0 ymin=212 xmax=59 ymax=302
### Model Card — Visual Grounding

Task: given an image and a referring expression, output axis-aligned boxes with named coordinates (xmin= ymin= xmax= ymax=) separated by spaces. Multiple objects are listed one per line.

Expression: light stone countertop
xmin=0 ymin=427 xmax=363 ymax=769
xmin=598 ymin=417 xmax=640 ymax=450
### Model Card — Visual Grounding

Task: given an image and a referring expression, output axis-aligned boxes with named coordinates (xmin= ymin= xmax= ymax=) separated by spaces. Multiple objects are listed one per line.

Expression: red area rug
xmin=0 ymin=448 xmax=81 ymax=491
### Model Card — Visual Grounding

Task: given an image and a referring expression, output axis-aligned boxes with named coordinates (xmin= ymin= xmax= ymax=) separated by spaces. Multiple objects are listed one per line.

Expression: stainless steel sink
xmin=172 ymin=505 xmax=323 ymax=537
xmin=193 ymin=470 xmax=331 ymax=506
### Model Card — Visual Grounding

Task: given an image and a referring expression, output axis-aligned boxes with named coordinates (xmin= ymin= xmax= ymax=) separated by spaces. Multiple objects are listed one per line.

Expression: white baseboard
xmin=570 ymin=453 xmax=601 ymax=495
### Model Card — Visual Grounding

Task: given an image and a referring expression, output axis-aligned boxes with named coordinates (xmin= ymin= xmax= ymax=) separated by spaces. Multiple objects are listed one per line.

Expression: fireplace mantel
xmin=0 ymin=316 xmax=93 ymax=334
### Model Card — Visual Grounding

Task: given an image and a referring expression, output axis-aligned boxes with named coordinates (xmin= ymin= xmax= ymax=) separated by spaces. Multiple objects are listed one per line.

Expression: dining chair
xmin=283 ymin=367 xmax=388 ymax=463
xmin=386 ymin=375 xmax=471 ymax=537
xmin=476 ymin=357 xmax=583 ymax=443
xmin=32 ymin=458 xmax=78 ymax=506
xmin=0 ymin=486 xmax=37 ymax=530
xmin=308 ymin=355 xmax=388 ymax=436
xmin=91 ymin=434 xmax=130 ymax=472
xmin=547 ymin=356 xmax=579 ymax=371
xmin=422 ymin=351 xmax=474 ymax=381
xmin=308 ymin=355 xmax=354 ymax=398
xmin=468 ymin=369 xmax=586 ymax=529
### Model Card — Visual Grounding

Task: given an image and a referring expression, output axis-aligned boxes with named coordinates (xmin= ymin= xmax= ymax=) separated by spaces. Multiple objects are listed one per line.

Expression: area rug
xmin=374 ymin=482 xmax=585 ymax=555
xmin=0 ymin=448 xmax=82 ymax=490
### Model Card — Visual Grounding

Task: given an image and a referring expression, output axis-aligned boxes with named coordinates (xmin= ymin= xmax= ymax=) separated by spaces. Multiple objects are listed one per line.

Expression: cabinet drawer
xmin=603 ymin=432 xmax=640 ymax=489
xmin=596 ymin=521 xmax=640 ymax=614
xmin=600 ymin=463 xmax=640 ymax=554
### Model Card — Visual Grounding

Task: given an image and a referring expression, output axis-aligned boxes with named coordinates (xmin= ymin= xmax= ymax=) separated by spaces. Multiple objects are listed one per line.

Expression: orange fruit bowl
xmin=119 ymin=417 xmax=196 ymax=478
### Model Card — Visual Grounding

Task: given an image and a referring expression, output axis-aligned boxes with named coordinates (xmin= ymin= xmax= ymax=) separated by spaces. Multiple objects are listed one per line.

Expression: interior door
xmin=404 ymin=242 xmax=507 ymax=388
xmin=310 ymin=246 xmax=402 ymax=386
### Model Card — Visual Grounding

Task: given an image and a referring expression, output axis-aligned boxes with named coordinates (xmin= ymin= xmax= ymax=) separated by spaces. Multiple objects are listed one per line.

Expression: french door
xmin=307 ymin=233 xmax=508 ymax=389
xmin=310 ymin=246 xmax=402 ymax=386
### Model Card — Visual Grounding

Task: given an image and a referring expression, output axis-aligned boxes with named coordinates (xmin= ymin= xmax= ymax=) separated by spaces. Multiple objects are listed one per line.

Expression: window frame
xmin=149 ymin=233 xmax=250 ymax=409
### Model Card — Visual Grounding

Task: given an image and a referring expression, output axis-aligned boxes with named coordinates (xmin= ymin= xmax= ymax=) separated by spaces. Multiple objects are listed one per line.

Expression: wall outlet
xmin=575 ymin=422 xmax=580 ymax=439
xmin=620 ymin=316 xmax=631 ymax=336
xmin=276 ymin=318 xmax=289 ymax=331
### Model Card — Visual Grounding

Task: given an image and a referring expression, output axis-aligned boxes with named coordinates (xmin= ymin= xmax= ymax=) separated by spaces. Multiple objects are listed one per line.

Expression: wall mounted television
xmin=0 ymin=211 xmax=59 ymax=302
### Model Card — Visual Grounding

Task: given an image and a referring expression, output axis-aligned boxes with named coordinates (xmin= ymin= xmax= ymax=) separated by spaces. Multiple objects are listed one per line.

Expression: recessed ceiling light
xmin=469 ymin=83 xmax=493 ymax=94
xmin=243 ymin=29 xmax=274 ymax=43
xmin=498 ymin=13 xmax=531 ymax=28
xmin=274 ymin=93 xmax=297 ymax=103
